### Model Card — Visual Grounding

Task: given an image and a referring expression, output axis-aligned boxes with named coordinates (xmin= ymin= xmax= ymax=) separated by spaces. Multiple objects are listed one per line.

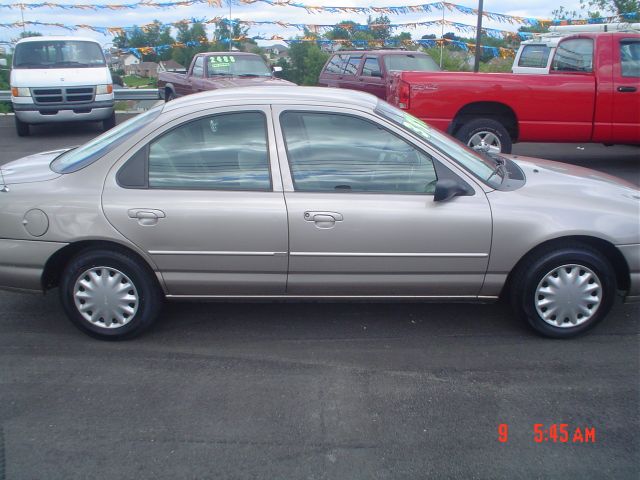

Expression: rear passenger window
xmin=362 ymin=57 xmax=382 ymax=77
xmin=325 ymin=54 xmax=349 ymax=74
xmin=344 ymin=55 xmax=362 ymax=76
xmin=620 ymin=40 xmax=640 ymax=77
xmin=552 ymin=38 xmax=593 ymax=72
xmin=147 ymin=112 xmax=271 ymax=190
xmin=518 ymin=45 xmax=552 ymax=68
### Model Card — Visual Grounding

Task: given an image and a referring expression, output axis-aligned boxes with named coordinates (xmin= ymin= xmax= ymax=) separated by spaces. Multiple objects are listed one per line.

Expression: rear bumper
xmin=0 ymin=239 xmax=66 ymax=292
xmin=618 ymin=244 xmax=640 ymax=303
xmin=14 ymin=100 xmax=114 ymax=124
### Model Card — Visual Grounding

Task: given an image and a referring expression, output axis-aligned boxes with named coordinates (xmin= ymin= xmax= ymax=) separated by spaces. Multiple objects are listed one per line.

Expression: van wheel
xmin=15 ymin=117 xmax=29 ymax=137
xmin=59 ymin=249 xmax=163 ymax=340
xmin=102 ymin=112 xmax=116 ymax=131
xmin=510 ymin=244 xmax=615 ymax=338
xmin=456 ymin=118 xmax=512 ymax=154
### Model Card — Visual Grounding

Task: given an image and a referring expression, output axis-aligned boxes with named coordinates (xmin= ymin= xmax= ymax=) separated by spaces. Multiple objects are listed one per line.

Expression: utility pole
xmin=473 ymin=0 xmax=483 ymax=72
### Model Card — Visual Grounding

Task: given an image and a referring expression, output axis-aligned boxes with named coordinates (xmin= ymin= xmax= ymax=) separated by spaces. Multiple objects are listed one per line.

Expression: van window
xmin=552 ymin=38 xmax=593 ymax=72
xmin=13 ymin=40 xmax=106 ymax=68
xmin=518 ymin=45 xmax=552 ymax=68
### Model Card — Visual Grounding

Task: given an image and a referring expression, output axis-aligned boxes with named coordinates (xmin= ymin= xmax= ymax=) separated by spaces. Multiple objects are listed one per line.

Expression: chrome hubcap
xmin=535 ymin=264 xmax=602 ymax=328
xmin=73 ymin=266 xmax=139 ymax=329
xmin=468 ymin=131 xmax=502 ymax=154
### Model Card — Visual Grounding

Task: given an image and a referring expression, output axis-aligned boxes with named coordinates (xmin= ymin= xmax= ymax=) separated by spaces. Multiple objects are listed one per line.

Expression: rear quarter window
xmin=518 ymin=45 xmax=552 ymax=68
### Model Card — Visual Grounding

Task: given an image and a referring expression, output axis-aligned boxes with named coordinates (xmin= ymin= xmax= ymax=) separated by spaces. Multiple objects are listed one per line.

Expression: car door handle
xmin=304 ymin=211 xmax=344 ymax=222
xmin=617 ymin=86 xmax=637 ymax=93
xmin=128 ymin=208 xmax=166 ymax=226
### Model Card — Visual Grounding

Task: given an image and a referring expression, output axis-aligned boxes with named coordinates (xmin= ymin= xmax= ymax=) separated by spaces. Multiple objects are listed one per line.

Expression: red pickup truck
xmin=387 ymin=32 xmax=640 ymax=153
xmin=158 ymin=52 xmax=293 ymax=101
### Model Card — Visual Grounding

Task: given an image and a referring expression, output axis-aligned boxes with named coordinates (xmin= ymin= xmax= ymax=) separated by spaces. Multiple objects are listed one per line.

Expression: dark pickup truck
xmin=318 ymin=50 xmax=440 ymax=99
xmin=158 ymin=52 xmax=293 ymax=100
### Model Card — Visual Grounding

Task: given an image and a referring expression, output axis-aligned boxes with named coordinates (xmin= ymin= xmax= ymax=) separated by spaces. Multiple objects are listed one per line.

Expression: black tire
xmin=15 ymin=116 xmax=29 ymax=137
xmin=102 ymin=112 xmax=116 ymax=131
xmin=59 ymin=248 xmax=163 ymax=340
xmin=510 ymin=244 xmax=616 ymax=339
xmin=456 ymin=118 xmax=512 ymax=154
xmin=165 ymin=89 xmax=175 ymax=102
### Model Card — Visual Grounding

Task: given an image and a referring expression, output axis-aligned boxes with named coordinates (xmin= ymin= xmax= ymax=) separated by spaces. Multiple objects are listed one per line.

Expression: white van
xmin=10 ymin=36 xmax=114 ymax=136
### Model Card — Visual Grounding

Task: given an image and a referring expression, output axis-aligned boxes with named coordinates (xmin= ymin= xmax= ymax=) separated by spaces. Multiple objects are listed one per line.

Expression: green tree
xmin=579 ymin=0 xmax=639 ymax=19
xmin=285 ymin=42 xmax=328 ymax=85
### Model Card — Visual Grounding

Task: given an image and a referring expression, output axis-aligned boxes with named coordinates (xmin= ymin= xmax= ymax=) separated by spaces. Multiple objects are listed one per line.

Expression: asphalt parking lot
xmin=0 ymin=114 xmax=638 ymax=479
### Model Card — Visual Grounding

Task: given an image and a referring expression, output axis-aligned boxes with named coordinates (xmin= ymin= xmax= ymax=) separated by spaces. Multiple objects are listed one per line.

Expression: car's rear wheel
xmin=59 ymin=248 xmax=163 ymax=340
xmin=456 ymin=118 xmax=512 ymax=154
xmin=15 ymin=117 xmax=29 ymax=137
xmin=510 ymin=244 xmax=616 ymax=338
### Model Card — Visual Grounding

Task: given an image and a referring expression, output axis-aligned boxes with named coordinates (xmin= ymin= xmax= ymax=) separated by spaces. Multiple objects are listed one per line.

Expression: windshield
xmin=14 ymin=40 xmax=106 ymax=68
xmin=384 ymin=54 xmax=440 ymax=72
xmin=374 ymin=101 xmax=501 ymax=188
xmin=207 ymin=55 xmax=272 ymax=77
xmin=51 ymin=105 xmax=163 ymax=174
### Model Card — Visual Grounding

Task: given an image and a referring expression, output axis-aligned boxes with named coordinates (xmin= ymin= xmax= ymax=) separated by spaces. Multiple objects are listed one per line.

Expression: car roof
xmin=15 ymin=36 xmax=101 ymax=45
xmin=162 ymin=86 xmax=380 ymax=113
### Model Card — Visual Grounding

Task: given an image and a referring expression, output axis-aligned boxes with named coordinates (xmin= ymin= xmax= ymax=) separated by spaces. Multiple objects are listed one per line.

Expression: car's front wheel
xmin=59 ymin=248 xmax=163 ymax=340
xmin=510 ymin=244 xmax=616 ymax=338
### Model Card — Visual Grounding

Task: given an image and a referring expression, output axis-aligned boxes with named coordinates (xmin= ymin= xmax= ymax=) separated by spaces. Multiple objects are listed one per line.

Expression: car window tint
xmin=552 ymin=38 xmax=593 ymax=72
xmin=620 ymin=40 xmax=640 ymax=78
xmin=192 ymin=56 xmax=204 ymax=77
xmin=325 ymin=54 xmax=349 ymax=74
xmin=148 ymin=112 xmax=270 ymax=190
xmin=280 ymin=112 xmax=437 ymax=194
xmin=362 ymin=57 xmax=382 ymax=77
xmin=518 ymin=45 xmax=552 ymax=68
xmin=344 ymin=55 xmax=362 ymax=76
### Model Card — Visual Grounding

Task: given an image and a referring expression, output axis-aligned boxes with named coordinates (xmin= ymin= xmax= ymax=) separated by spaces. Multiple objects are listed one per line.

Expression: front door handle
xmin=304 ymin=211 xmax=344 ymax=222
xmin=617 ymin=86 xmax=637 ymax=93
xmin=128 ymin=208 xmax=166 ymax=226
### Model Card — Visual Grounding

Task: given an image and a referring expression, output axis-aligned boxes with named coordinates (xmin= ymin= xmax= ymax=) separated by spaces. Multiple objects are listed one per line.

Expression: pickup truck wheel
xmin=456 ymin=118 xmax=512 ymax=154
xmin=102 ymin=112 xmax=116 ymax=131
xmin=15 ymin=117 xmax=29 ymax=137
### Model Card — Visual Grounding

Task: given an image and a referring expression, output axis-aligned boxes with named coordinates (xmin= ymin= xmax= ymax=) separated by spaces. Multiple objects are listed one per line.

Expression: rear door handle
xmin=617 ymin=86 xmax=637 ymax=93
xmin=128 ymin=208 xmax=166 ymax=226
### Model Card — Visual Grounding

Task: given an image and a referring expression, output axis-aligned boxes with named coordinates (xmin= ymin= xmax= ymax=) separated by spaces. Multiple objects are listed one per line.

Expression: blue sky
xmin=0 ymin=0 xmax=586 ymax=46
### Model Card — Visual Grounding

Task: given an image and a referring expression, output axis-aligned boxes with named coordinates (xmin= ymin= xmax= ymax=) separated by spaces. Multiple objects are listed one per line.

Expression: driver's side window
xmin=280 ymin=111 xmax=437 ymax=194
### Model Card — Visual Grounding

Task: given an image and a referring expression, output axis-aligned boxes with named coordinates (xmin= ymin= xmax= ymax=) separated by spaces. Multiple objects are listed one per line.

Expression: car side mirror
xmin=433 ymin=178 xmax=472 ymax=202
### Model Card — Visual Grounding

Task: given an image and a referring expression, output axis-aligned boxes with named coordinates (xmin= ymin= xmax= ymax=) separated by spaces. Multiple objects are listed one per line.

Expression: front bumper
xmin=618 ymin=244 xmax=640 ymax=303
xmin=0 ymin=239 xmax=67 ymax=292
xmin=13 ymin=100 xmax=114 ymax=124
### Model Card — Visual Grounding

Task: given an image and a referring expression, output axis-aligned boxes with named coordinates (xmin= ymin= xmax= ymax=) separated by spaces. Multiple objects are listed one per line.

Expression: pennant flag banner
xmin=0 ymin=16 xmax=535 ymax=41
xmin=0 ymin=1 xmax=565 ymax=27
xmin=118 ymin=36 xmax=516 ymax=59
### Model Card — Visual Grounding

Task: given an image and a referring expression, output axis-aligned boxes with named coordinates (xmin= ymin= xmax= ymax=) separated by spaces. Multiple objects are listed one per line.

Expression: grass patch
xmin=123 ymin=75 xmax=157 ymax=88
xmin=0 ymin=102 xmax=12 ymax=114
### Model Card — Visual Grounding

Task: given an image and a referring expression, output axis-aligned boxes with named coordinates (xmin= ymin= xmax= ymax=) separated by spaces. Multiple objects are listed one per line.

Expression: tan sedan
xmin=0 ymin=87 xmax=638 ymax=339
